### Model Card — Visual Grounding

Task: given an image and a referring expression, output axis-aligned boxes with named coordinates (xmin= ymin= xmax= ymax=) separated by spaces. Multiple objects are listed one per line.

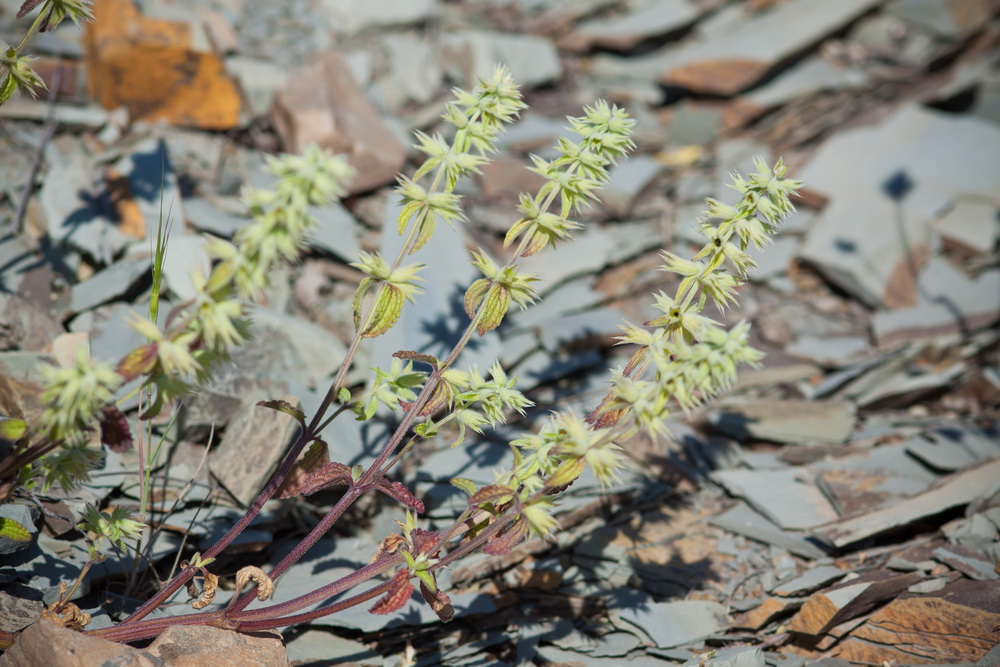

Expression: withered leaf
xmin=483 ymin=519 xmax=527 ymax=556
xmin=99 ymin=405 xmax=133 ymax=453
xmin=234 ymin=566 xmax=274 ymax=602
xmin=276 ymin=439 xmax=331 ymax=499
xmin=256 ymin=399 xmax=306 ymax=427
xmin=369 ymin=568 xmax=414 ymax=615
xmin=469 ymin=484 xmax=515 ymax=507
xmin=376 ymin=478 xmax=425 ymax=513
xmin=300 ymin=462 xmax=352 ymax=496
xmin=420 ymin=580 xmax=454 ymax=622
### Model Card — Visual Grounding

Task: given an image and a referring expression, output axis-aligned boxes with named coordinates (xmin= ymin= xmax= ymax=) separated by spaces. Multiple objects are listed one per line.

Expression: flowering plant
xmin=0 ymin=63 xmax=799 ymax=648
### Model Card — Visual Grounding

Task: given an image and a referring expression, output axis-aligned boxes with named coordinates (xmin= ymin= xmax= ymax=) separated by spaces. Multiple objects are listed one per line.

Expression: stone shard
xmin=209 ymin=395 xmax=302 ymax=506
xmin=439 ymin=31 xmax=562 ymax=89
xmin=563 ymin=0 xmax=701 ymax=52
xmin=84 ymin=0 xmax=241 ymax=129
xmin=618 ymin=600 xmax=728 ymax=649
xmin=712 ymin=468 xmax=839 ymax=530
xmin=836 ymin=580 xmax=1000 ymax=665
xmin=709 ymin=399 xmax=856 ymax=445
xmin=271 ymin=50 xmax=406 ymax=194
xmin=824 ymin=457 xmax=1000 ymax=548
xmin=786 ymin=569 xmax=923 ymax=636
xmin=144 ymin=625 xmax=290 ymax=667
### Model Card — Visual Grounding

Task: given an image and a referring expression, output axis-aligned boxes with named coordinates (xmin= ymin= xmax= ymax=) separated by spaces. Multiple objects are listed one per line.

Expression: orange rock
xmin=83 ymin=0 xmax=241 ymax=129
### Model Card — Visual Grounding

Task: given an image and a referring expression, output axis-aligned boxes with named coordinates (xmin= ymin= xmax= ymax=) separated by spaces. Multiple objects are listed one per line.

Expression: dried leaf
xmin=392 ymin=350 xmax=439 ymax=369
xmin=16 ymin=0 xmax=44 ymax=19
xmin=420 ymin=580 xmax=454 ymax=622
xmin=256 ymin=399 xmax=306 ymax=427
xmin=276 ymin=439 xmax=331 ymax=499
xmin=376 ymin=479 xmax=425 ymax=513
xmin=98 ymin=405 xmax=133 ymax=453
xmin=371 ymin=533 xmax=406 ymax=564
xmin=234 ymin=566 xmax=274 ymax=602
xmin=191 ymin=570 xmax=219 ymax=609
xmin=115 ymin=343 xmax=158 ymax=382
xmin=369 ymin=568 xmax=414 ymax=615
xmin=483 ymin=519 xmax=527 ymax=556
xmin=40 ymin=599 xmax=91 ymax=631
xmin=469 ymin=484 xmax=515 ymax=507
xmin=410 ymin=528 xmax=442 ymax=557
xmin=300 ymin=461 xmax=352 ymax=496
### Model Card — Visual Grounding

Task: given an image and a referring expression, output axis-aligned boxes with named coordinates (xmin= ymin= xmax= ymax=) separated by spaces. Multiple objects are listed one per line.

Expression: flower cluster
xmin=38 ymin=349 xmax=122 ymax=442
xmin=591 ymin=157 xmax=801 ymax=434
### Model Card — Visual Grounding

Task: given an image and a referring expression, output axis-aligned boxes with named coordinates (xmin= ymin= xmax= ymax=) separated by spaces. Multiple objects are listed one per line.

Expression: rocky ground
xmin=1 ymin=0 xmax=1000 ymax=665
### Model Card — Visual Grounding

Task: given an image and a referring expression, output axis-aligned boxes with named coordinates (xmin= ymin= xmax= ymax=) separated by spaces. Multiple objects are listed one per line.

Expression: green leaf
xmin=0 ymin=417 xmax=27 ymax=440
xmin=449 ymin=477 xmax=477 ymax=496
xmin=256 ymin=399 xmax=305 ymax=427
xmin=0 ymin=72 xmax=18 ymax=106
xmin=0 ymin=517 xmax=31 ymax=542
xmin=337 ymin=387 xmax=352 ymax=404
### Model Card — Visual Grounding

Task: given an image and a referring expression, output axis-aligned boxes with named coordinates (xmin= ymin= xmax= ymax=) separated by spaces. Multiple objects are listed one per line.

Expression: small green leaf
xmin=337 ymin=387 xmax=352 ymax=404
xmin=449 ymin=477 xmax=477 ymax=496
xmin=414 ymin=421 xmax=438 ymax=438
xmin=362 ymin=285 xmax=404 ymax=338
xmin=0 ymin=417 xmax=27 ymax=441
xmin=0 ymin=72 xmax=18 ymax=106
xmin=256 ymin=399 xmax=305 ymax=427
xmin=0 ymin=517 xmax=31 ymax=542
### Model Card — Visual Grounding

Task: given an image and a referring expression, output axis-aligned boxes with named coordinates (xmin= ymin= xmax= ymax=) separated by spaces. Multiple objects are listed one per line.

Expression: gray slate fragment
xmin=439 ymin=31 xmax=562 ymax=88
xmin=709 ymin=504 xmax=829 ymax=560
xmin=183 ymin=197 xmax=248 ymax=238
xmin=936 ymin=200 xmax=1000 ymax=256
xmin=69 ymin=253 xmax=151 ymax=314
xmin=932 ymin=546 xmax=999 ymax=581
xmin=745 ymin=55 xmax=868 ymax=110
xmin=712 ymin=469 xmax=839 ymax=530
xmin=905 ymin=437 xmax=978 ymax=472
xmin=799 ymin=105 xmax=1000 ymax=307
xmin=907 ymin=577 xmax=949 ymax=594
xmin=825 ymin=457 xmax=1000 ymax=548
xmin=887 ymin=0 xmax=995 ymax=39
xmin=209 ymin=396 xmax=301 ymax=506
xmin=284 ymin=629 xmax=380 ymax=664
xmin=690 ymin=646 xmax=765 ymax=667
xmin=224 ymin=56 xmax=286 ymax=118
xmin=785 ymin=336 xmax=871 ymax=368
xmin=618 ymin=600 xmax=728 ymax=649
xmin=160 ymin=233 xmax=211 ymax=302
xmin=306 ymin=203 xmax=359 ymax=262
xmin=772 ymin=566 xmax=845 ymax=597
xmin=709 ymin=399 xmax=855 ymax=445
xmin=568 ymin=0 xmax=701 ymax=52
xmin=320 ymin=0 xmax=437 ymax=35
xmin=600 ymin=155 xmax=663 ymax=217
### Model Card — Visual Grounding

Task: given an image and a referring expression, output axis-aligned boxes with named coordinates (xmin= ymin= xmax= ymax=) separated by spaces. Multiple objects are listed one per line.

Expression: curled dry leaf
xmin=40 ymin=601 xmax=91 ymax=631
xmin=371 ymin=533 xmax=406 ymax=564
xmin=234 ymin=566 xmax=274 ymax=602
xmin=419 ymin=580 xmax=454 ymax=622
xmin=192 ymin=571 xmax=219 ymax=609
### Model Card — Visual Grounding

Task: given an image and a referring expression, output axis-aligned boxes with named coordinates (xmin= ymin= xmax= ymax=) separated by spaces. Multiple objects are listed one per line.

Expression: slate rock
xmin=785 ymin=336 xmax=871 ymax=368
xmin=283 ymin=628 xmax=380 ymax=665
xmin=224 ymin=56 xmax=287 ymax=118
xmin=0 ymin=504 xmax=37 ymax=556
xmin=159 ymin=233 xmax=211 ymax=303
xmin=936 ymin=199 xmax=1000 ymax=256
xmin=209 ymin=396 xmax=302 ymax=506
xmin=374 ymin=33 xmax=442 ymax=108
xmin=618 ymin=600 xmax=728 ymax=649
xmin=772 ymin=566 xmax=846 ymax=597
xmin=320 ymin=0 xmax=437 ymax=35
xmin=709 ymin=399 xmax=855 ymax=445
xmin=600 ymin=154 xmax=663 ymax=217
xmin=711 ymin=468 xmax=839 ymax=530
xmin=799 ymin=105 xmax=1000 ymax=308
xmin=886 ymin=0 xmax=997 ymax=39
xmin=648 ymin=0 xmax=883 ymax=95
xmin=110 ymin=138 xmax=186 ymax=242
xmin=272 ymin=49 xmax=407 ymax=194
xmin=439 ymin=30 xmax=562 ymax=89
xmin=69 ymin=252 xmax=152 ymax=314
xmin=564 ymin=0 xmax=701 ymax=52
xmin=0 ymin=583 xmax=43 ymax=633
xmin=695 ymin=646 xmax=765 ymax=667
xmin=744 ymin=54 xmax=868 ymax=111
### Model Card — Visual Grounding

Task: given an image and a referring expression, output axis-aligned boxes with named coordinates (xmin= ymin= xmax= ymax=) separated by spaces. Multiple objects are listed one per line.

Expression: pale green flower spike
xmin=39 ymin=348 xmax=122 ymax=441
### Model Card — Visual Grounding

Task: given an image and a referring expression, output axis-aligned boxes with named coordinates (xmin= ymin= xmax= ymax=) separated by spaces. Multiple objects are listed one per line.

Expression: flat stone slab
xmin=711 ymin=468 xmax=840 ymax=530
xmin=619 ymin=600 xmax=728 ymax=649
xmin=709 ymin=399 xmax=856 ymax=444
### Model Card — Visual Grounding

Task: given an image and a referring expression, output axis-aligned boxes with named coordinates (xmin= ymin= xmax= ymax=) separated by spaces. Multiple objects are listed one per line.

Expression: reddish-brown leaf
xmin=370 ymin=533 xmax=406 ymax=564
xmin=376 ymin=479 xmax=425 ymax=513
xmin=116 ymin=343 xmax=158 ymax=382
xmin=469 ymin=484 xmax=515 ymax=507
xmin=420 ymin=581 xmax=454 ymax=622
xmin=483 ymin=519 xmax=527 ymax=556
xmin=392 ymin=350 xmax=439 ymax=369
xmin=98 ymin=405 xmax=133 ymax=453
xmin=410 ymin=528 xmax=443 ymax=557
xmin=300 ymin=462 xmax=352 ymax=496
xmin=369 ymin=568 xmax=414 ymax=615
xmin=16 ymin=0 xmax=44 ymax=19
xmin=276 ymin=440 xmax=331 ymax=499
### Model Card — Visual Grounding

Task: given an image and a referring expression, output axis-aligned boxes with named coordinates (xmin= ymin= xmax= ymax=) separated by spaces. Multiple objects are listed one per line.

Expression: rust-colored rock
xmin=661 ymin=59 xmax=770 ymax=96
xmin=271 ymin=50 xmax=407 ymax=195
xmin=83 ymin=0 xmax=241 ymax=129
xmin=0 ymin=619 xmax=154 ymax=667
xmin=736 ymin=596 xmax=804 ymax=631
xmin=835 ymin=580 xmax=1000 ymax=665
xmin=786 ymin=570 xmax=923 ymax=636
xmin=0 ymin=620 xmax=290 ymax=667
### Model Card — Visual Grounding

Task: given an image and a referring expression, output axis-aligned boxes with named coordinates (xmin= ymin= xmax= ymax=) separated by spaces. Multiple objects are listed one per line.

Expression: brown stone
xmin=835 ymin=580 xmax=1000 ymax=665
xmin=84 ymin=0 xmax=241 ymax=130
xmin=478 ymin=157 xmax=548 ymax=200
xmin=736 ymin=596 xmax=804 ymax=630
xmin=661 ymin=59 xmax=770 ymax=96
xmin=271 ymin=50 xmax=407 ymax=195
xmin=0 ymin=621 xmax=290 ymax=667
xmin=145 ymin=625 xmax=289 ymax=667
xmin=786 ymin=570 xmax=923 ymax=636
xmin=0 ymin=619 xmax=153 ymax=667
